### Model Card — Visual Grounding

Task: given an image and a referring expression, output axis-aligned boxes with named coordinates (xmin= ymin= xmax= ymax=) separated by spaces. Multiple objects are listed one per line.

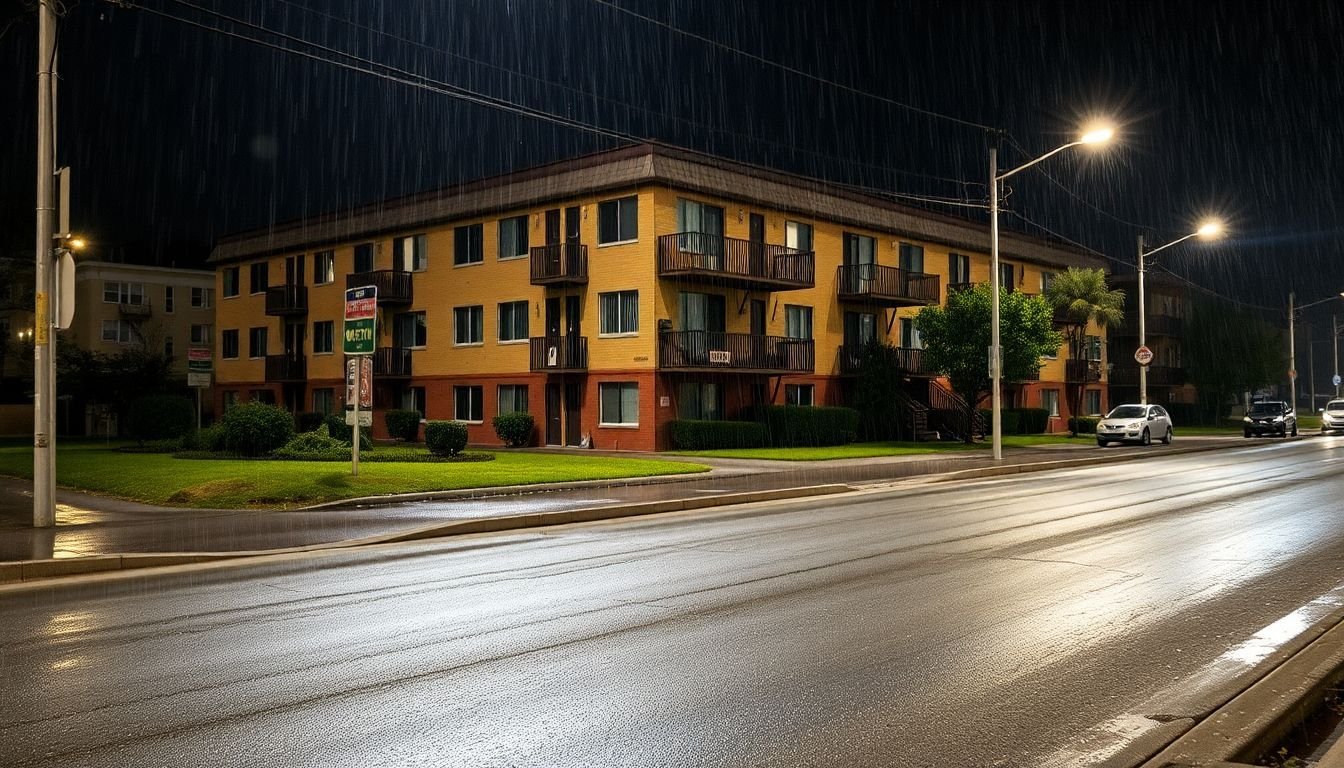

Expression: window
xmin=103 ymin=282 xmax=145 ymax=305
xmin=998 ymin=262 xmax=1015 ymax=292
xmin=898 ymin=242 xmax=925 ymax=273
xmin=223 ymin=390 xmax=239 ymax=411
xmin=314 ymin=251 xmax=335 ymax=285
xmin=249 ymin=263 xmax=268 ymax=294
xmin=454 ymin=385 xmax=484 ymax=422
xmin=784 ymin=305 xmax=813 ymax=339
xmin=401 ymin=386 xmax=427 ymax=416
xmin=1041 ymin=271 xmax=1058 ymax=293
xmin=395 ymin=234 xmax=428 ymax=272
xmin=677 ymin=382 xmax=721 ymax=420
xmin=1042 ymin=389 xmax=1060 ymax=417
xmin=900 ymin=317 xmax=923 ymax=349
xmin=190 ymin=323 xmax=212 ymax=345
xmin=100 ymin=320 xmax=132 ymax=343
xmin=498 ymin=385 xmax=529 ymax=415
xmin=223 ymin=267 xmax=240 ymax=298
xmin=313 ymin=320 xmax=334 ymax=354
xmin=191 ymin=287 xmax=213 ymax=309
xmin=599 ymin=382 xmax=639 ymax=426
xmin=394 ymin=311 xmax=428 ymax=348
xmin=164 ymin=336 xmax=174 ymax=358
xmin=453 ymin=306 xmax=483 ymax=345
xmin=498 ymin=301 xmax=529 ymax=342
xmin=948 ymin=253 xmax=970 ymax=285
xmin=843 ymin=233 xmax=876 ymax=265
xmin=353 ymin=243 xmax=375 ymax=273
xmin=312 ymin=388 xmax=335 ymax=415
xmin=1080 ymin=335 xmax=1103 ymax=362
xmin=678 ymin=292 xmax=726 ymax=332
xmin=785 ymin=221 xmax=813 ymax=252
xmin=250 ymin=389 xmax=276 ymax=405
xmin=844 ymin=311 xmax=878 ymax=346
xmin=221 ymin=329 xmax=239 ymax=359
xmin=454 ymin=223 xmax=484 ymax=266
xmin=248 ymin=327 xmax=268 ymax=358
xmin=599 ymin=291 xmax=639 ymax=335
xmin=598 ymin=195 xmax=639 ymax=244
xmin=164 ymin=286 xmax=174 ymax=314
xmin=1084 ymin=389 xmax=1102 ymax=416
xmin=498 ymin=215 xmax=529 ymax=259
xmin=785 ymin=384 xmax=815 ymax=407
xmin=677 ymin=198 xmax=724 ymax=237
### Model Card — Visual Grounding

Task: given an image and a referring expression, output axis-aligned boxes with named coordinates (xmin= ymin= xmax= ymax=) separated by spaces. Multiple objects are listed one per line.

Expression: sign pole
xmin=196 ymin=388 xmax=202 ymax=433
xmin=351 ymin=369 xmax=360 ymax=477
xmin=343 ymin=285 xmax=377 ymax=478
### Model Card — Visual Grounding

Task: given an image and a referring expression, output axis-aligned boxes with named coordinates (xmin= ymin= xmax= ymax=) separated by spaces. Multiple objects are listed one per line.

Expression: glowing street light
xmin=1137 ymin=220 xmax=1224 ymax=404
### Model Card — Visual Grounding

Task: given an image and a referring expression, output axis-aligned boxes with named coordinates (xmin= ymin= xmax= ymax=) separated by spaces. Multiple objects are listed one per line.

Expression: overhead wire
xmin=1004 ymin=135 xmax=1152 ymax=231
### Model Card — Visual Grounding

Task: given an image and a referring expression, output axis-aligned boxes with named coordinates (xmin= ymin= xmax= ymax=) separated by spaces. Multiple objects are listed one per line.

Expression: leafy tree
xmin=1045 ymin=267 xmax=1125 ymax=435
xmin=1183 ymin=297 xmax=1282 ymax=422
xmin=851 ymin=341 xmax=916 ymax=441
xmin=915 ymin=284 xmax=1063 ymax=443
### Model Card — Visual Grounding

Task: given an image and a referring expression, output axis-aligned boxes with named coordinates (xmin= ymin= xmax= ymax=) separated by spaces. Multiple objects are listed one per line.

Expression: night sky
xmin=3 ymin=1 xmax=1343 ymax=338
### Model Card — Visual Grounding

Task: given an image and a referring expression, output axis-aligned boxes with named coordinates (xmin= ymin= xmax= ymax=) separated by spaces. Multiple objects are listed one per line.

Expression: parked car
xmin=1096 ymin=404 xmax=1173 ymax=447
xmin=1321 ymin=400 xmax=1344 ymax=434
xmin=1244 ymin=400 xmax=1297 ymax=437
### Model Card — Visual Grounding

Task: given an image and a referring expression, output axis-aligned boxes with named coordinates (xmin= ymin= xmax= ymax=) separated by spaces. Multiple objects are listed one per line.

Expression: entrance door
xmin=546 ymin=297 xmax=562 ymax=338
xmin=284 ymin=322 xmax=305 ymax=356
xmin=749 ymin=213 xmax=766 ymax=277
xmin=284 ymin=255 xmax=305 ymax=287
xmin=546 ymin=383 xmax=562 ymax=445
xmin=564 ymin=381 xmax=583 ymax=446
xmin=565 ymin=295 xmax=582 ymax=337
xmin=750 ymin=299 xmax=766 ymax=336
xmin=545 ymin=209 xmax=561 ymax=246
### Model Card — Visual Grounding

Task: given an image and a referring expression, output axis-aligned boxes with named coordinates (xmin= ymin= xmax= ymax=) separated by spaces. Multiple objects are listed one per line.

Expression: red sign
xmin=345 ymin=296 xmax=376 ymax=321
xmin=1134 ymin=345 xmax=1154 ymax=366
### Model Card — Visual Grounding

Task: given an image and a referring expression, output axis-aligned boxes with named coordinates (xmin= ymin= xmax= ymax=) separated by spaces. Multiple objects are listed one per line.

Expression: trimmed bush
xmin=296 ymin=411 xmax=326 ymax=434
xmin=752 ymin=405 xmax=859 ymax=447
xmin=670 ymin=420 xmax=768 ymax=450
xmin=220 ymin=401 xmax=295 ymax=457
xmin=126 ymin=394 xmax=195 ymax=443
xmin=384 ymin=409 xmax=423 ymax=442
xmin=492 ymin=411 xmax=535 ymax=447
xmin=182 ymin=423 xmax=227 ymax=453
xmin=425 ymin=420 xmax=469 ymax=456
xmin=1068 ymin=416 xmax=1099 ymax=434
xmin=324 ymin=413 xmax=373 ymax=447
xmin=1017 ymin=408 xmax=1050 ymax=434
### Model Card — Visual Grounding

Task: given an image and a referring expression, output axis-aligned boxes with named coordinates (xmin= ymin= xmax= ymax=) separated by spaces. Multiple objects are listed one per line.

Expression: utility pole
xmin=1137 ymin=234 xmax=1148 ymax=405
xmin=1288 ymin=292 xmax=1296 ymax=411
xmin=33 ymin=0 xmax=58 ymax=528
xmin=1309 ymin=322 xmax=1316 ymax=411
xmin=1335 ymin=314 xmax=1340 ymax=399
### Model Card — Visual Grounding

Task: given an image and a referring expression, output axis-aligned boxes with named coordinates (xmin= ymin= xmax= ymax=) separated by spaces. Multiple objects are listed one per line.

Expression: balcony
xmin=530 ymin=244 xmax=588 ymax=286
xmin=347 ymin=270 xmax=413 ymax=305
xmin=837 ymin=344 xmax=931 ymax=376
xmin=1109 ymin=365 xmax=1186 ymax=387
xmin=659 ymin=331 xmax=813 ymax=375
xmin=264 ymin=354 xmax=307 ymax=383
xmin=836 ymin=264 xmax=940 ymax=307
xmin=657 ymin=233 xmax=814 ymax=291
xmin=264 ymin=285 xmax=308 ymax=316
xmin=1066 ymin=359 xmax=1103 ymax=383
xmin=118 ymin=300 xmax=151 ymax=319
xmin=373 ymin=346 xmax=413 ymax=378
xmin=529 ymin=335 xmax=588 ymax=372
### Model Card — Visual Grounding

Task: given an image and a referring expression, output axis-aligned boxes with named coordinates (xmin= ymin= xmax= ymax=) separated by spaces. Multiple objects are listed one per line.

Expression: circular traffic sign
xmin=1134 ymin=345 xmax=1154 ymax=365
xmin=1334 ymin=374 xmax=1342 ymax=387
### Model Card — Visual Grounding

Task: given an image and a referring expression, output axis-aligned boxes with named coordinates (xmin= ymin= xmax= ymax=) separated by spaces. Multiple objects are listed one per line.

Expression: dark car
xmin=1243 ymin=401 xmax=1297 ymax=438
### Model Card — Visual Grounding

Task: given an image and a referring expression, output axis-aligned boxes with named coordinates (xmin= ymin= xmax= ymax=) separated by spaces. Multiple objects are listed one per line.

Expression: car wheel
xmin=1278 ymin=426 xmax=1286 ymax=437
xmin=1244 ymin=428 xmax=1252 ymax=438
xmin=1097 ymin=439 xmax=1108 ymax=447
xmin=1162 ymin=427 xmax=1173 ymax=445
xmin=1291 ymin=424 xmax=1298 ymax=437
xmin=1141 ymin=429 xmax=1151 ymax=446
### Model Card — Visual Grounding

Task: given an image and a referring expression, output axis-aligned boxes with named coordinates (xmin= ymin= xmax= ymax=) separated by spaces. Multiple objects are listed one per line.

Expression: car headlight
xmin=1243 ymin=416 xmax=1252 ymax=422
xmin=1126 ymin=422 xmax=1141 ymax=429
xmin=1274 ymin=416 xmax=1284 ymax=422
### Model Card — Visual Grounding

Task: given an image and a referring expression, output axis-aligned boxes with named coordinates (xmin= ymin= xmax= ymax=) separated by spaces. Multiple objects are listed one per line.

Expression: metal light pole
xmin=1288 ymin=293 xmax=1344 ymax=410
xmin=1135 ymin=222 xmax=1223 ymax=405
xmin=988 ymin=125 xmax=1113 ymax=460
xmin=1335 ymin=314 xmax=1340 ymax=398
xmin=33 ymin=0 xmax=58 ymax=528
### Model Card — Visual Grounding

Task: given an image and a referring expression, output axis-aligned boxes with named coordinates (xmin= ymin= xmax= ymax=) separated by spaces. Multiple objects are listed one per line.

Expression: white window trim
xmin=599 ymin=421 xmax=640 ymax=429
xmin=453 ymin=341 xmax=484 ymax=348
xmin=597 ymin=239 xmax=638 ymax=248
xmin=598 ymin=332 xmax=640 ymax=339
xmin=452 ymin=259 xmax=484 ymax=268
xmin=498 ymin=253 xmax=528 ymax=261
xmin=497 ymin=339 xmax=528 ymax=346
xmin=453 ymin=419 xmax=485 ymax=426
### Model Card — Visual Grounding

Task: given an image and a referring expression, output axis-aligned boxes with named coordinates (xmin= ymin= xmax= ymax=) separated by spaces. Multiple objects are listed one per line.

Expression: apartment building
xmin=209 ymin=145 xmax=1109 ymax=450
xmin=1107 ymin=272 xmax=1197 ymax=406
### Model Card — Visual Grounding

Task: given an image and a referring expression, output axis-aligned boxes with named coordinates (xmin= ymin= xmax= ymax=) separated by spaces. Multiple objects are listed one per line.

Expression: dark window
xmin=498 ymin=301 xmax=529 ymax=342
xmin=677 ymin=382 xmax=721 ymax=420
xmin=395 ymin=234 xmax=428 ymax=271
xmin=314 ymin=251 xmax=335 ymax=284
xmin=454 ymin=385 xmax=484 ymax=422
xmin=401 ymin=386 xmax=427 ymax=416
xmin=598 ymin=196 xmax=639 ymax=244
xmin=599 ymin=291 xmax=639 ymax=335
xmin=998 ymin=263 xmax=1015 ymax=291
xmin=221 ymin=329 xmax=239 ymax=359
xmin=164 ymin=286 xmax=174 ymax=313
xmin=222 ymin=267 xmax=239 ymax=297
xmin=353 ymin=243 xmax=375 ymax=273
xmin=498 ymin=215 xmax=529 ymax=259
xmin=454 ymin=306 xmax=483 ymax=345
xmin=250 ymin=389 xmax=276 ymax=405
xmin=249 ymin=263 xmax=268 ymax=294
xmin=497 ymin=385 xmax=529 ymax=415
xmin=599 ymin=382 xmax=639 ymax=425
xmin=785 ymin=221 xmax=813 ymax=252
xmin=785 ymin=384 xmax=815 ymax=407
xmin=394 ymin=312 xmax=428 ymax=348
xmin=312 ymin=388 xmax=335 ymax=415
xmin=248 ymin=327 xmax=268 ymax=358
xmin=455 ymin=223 xmax=484 ymax=266
xmin=313 ymin=320 xmax=334 ymax=354
xmin=784 ymin=305 xmax=812 ymax=339
xmin=678 ymin=292 xmax=726 ymax=333
xmin=948 ymin=253 xmax=970 ymax=285
xmin=191 ymin=287 xmax=213 ymax=308
xmin=898 ymin=242 xmax=924 ymax=273
xmin=843 ymin=232 xmax=876 ymax=266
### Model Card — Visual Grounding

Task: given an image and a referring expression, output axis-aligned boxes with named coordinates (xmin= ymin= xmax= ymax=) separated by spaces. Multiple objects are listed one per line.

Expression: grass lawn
xmin=678 ymin=434 xmax=1093 ymax=461
xmin=0 ymin=442 xmax=708 ymax=509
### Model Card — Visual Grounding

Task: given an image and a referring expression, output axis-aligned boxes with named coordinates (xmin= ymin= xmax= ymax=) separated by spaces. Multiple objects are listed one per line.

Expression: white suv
xmin=1096 ymin=404 xmax=1173 ymax=447
xmin=1322 ymin=400 xmax=1344 ymax=434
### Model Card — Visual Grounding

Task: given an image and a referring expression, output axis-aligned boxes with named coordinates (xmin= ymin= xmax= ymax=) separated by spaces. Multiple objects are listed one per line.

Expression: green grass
xmin=0 ymin=443 xmax=708 ymax=509
xmin=678 ymin=434 xmax=1093 ymax=461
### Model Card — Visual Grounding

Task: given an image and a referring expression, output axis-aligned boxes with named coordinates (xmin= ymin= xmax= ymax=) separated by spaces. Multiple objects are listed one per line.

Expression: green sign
xmin=344 ymin=286 xmax=377 ymax=355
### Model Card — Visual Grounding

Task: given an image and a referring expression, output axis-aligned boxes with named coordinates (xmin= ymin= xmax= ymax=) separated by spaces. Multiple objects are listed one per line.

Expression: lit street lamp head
xmin=1080 ymin=126 xmax=1115 ymax=145
xmin=1196 ymin=220 xmax=1223 ymax=239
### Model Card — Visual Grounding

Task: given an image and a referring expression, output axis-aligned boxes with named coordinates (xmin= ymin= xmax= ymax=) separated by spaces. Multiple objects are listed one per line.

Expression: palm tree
xmin=1045 ymin=268 xmax=1125 ymax=436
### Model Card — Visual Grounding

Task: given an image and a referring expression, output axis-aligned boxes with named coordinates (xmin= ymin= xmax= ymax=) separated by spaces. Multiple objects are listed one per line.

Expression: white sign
xmin=987 ymin=345 xmax=1002 ymax=378
xmin=1134 ymin=345 xmax=1154 ymax=366
xmin=187 ymin=372 xmax=211 ymax=388
xmin=1334 ymin=374 xmax=1341 ymax=387
xmin=709 ymin=350 xmax=731 ymax=364
xmin=345 ymin=410 xmax=373 ymax=427
xmin=56 ymin=251 xmax=76 ymax=330
xmin=547 ymin=346 xmax=558 ymax=367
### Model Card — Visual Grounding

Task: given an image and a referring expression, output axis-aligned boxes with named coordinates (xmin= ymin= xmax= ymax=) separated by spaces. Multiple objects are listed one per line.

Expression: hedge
xmin=425 ymin=420 xmax=469 ymax=456
xmin=1068 ymin=416 xmax=1099 ymax=434
xmin=492 ymin=411 xmax=535 ymax=447
xmin=220 ymin=402 xmax=295 ymax=457
xmin=670 ymin=420 xmax=768 ymax=450
xmin=126 ymin=394 xmax=195 ymax=442
xmin=295 ymin=411 xmax=326 ymax=434
xmin=751 ymin=405 xmax=859 ymax=447
xmin=384 ymin=409 xmax=422 ymax=442
xmin=1017 ymin=408 xmax=1050 ymax=434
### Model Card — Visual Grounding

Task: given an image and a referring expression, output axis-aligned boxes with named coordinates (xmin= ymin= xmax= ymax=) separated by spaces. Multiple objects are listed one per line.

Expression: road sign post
xmin=187 ymin=347 xmax=212 ymax=431
xmin=344 ymin=286 xmax=377 ymax=477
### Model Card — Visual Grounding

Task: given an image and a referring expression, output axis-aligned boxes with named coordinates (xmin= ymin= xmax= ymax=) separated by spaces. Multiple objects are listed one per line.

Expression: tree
xmin=1045 ymin=267 xmax=1125 ymax=435
xmin=915 ymin=284 xmax=1063 ymax=443
xmin=1183 ymin=297 xmax=1282 ymax=422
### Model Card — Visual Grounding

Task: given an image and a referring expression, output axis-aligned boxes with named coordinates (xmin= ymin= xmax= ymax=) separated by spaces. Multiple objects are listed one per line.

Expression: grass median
xmin=677 ymin=434 xmax=1094 ymax=461
xmin=0 ymin=442 xmax=709 ymax=509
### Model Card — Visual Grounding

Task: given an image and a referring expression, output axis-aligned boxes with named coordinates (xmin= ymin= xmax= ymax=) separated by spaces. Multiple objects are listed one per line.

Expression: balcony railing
xmin=1066 ymin=359 xmax=1103 ymax=383
xmin=659 ymin=331 xmax=814 ymax=374
xmin=530 ymin=244 xmax=588 ymax=286
xmin=264 ymin=285 xmax=308 ymax=316
xmin=1109 ymin=365 xmax=1186 ymax=387
xmin=836 ymin=264 xmax=940 ymax=306
xmin=657 ymin=233 xmax=814 ymax=290
xmin=373 ymin=346 xmax=413 ymax=378
xmin=529 ymin=335 xmax=588 ymax=372
xmin=118 ymin=300 xmax=151 ymax=318
xmin=346 ymin=270 xmax=413 ymax=305
xmin=837 ymin=344 xmax=930 ymax=376
xmin=264 ymin=354 xmax=307 ymax=382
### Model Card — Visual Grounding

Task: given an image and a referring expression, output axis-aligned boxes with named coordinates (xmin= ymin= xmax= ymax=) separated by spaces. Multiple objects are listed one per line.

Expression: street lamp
xmin=1136 ymin=220 xmax=1223 ymax=404
xmin=989 ymin=124 xmax=1114 ymax=460
xmin=1289 ymin=291 xmax=1344 ymax=409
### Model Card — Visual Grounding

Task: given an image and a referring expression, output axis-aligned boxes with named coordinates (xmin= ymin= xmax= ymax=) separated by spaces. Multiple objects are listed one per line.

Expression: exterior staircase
xmin=923 ymin=380 xmax=987 ymax=442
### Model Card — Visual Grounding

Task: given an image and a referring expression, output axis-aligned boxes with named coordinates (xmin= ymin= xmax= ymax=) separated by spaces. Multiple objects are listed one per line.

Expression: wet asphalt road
xmin=2 ymin=437 xmax=1343 ymax=767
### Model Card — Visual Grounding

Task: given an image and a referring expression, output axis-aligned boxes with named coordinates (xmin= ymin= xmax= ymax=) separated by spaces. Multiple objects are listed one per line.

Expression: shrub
xmin=220 ymin=401 xmax=295 ymax=456
xmin=752 ymin=405 xmax=859 ymax=447
xmin=181 ymin=423 xmax=227 ymax=453
xmin=1068 ymin=416 xmax=1099 ymax=434
xmin=425 ymin=420 xmax=469 ymax=456
xmin=670 ymin=420 xmax=768 ymax=450
xmin=295 ymin=411 xmax=326 ymax=433
xmin=978 ymin=409 xmax=1024 ymax=435
xmin=384 ymin=409 xmax=423 ymax=442
xmin=1017 ymin=408 xmax=1050 ymax=434
xmin=125 ymin=394 xmax=194 ymax=443
xmin=324 ymin=413 xmax=373 ymax=448
xmin=492 ymin=411 xmax=535 ymax=447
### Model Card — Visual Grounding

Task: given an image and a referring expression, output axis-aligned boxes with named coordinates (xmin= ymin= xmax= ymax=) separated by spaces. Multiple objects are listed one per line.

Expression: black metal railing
xmin=927 ymin=379 xmax=986 ymax=441
xmin=657 ymin=233 xmax=814 ymax=289
xmin=530 ymin=243 xmax=588 ymax=285
xmin=659 ymin=331 xmax=814 ymax=374
xmin=529 ymin=336 xmax=588 ymax=371
xmin=264 ymin=354 xmax=307 ymax=382
xmin=346 ymin=269 xmax=413 ymax=304
xmin=374 ymin=346 xmax=413 ymax=377
xmin=264 ymin=285 xmax=308 ymax=316
xmin=1066 ymin=359 xmax=1103 ymax=383
xmin=836 ymin=264 xmax=940 ymax=305
xmin=118 ymin=300 xmax=151 ymax=318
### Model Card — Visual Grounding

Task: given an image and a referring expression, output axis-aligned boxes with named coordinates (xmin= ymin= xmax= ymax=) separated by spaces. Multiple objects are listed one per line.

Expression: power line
xmin=1002 ymin=209 xmax=1129 ymax=269
xmin=1149 ymin=264 xmax=1282 ymax=314
xmin=1004 ymin=135 xmax=1151 ymax=231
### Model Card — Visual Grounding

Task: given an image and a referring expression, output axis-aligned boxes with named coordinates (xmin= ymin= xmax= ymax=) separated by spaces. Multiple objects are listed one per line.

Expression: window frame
xmin=454 ymin=223 xmax=484 ymax=267
xmin=453 ymin=306 xmax=484 ymax=346
xmin=249 ymin=262 xmax=268 ymax=295
xmin=314 ymin=251 xmax=336 ymax=285
xmin=248 ymin=326 xmax=268 ymax=359
xmin=785 ymin=220 xmax=813 ymax=252
xmin=312 ymin=388 xmax=335 ymax=415
xmin=101 ymin=319 xmax=131 ymax=344
xmin=785 ymin=384 xmax=815 ymax=407
xmin=497 ymin=384 xmax=529 ymax=416
xmin=190 ymin=286 xmax=214 ymax=309
xmin=784 ymin=305 xmax=813 ymax=340
xmin=598 ymin=290 xmax=640 ymax=336
xmin=313 ymin=320 xmax=334 ymax=355
xmin=164 ymin=286 xmax=175 ymax=314
xmin=1042 ymin=389 xmax=1061 ymax=418
xmin=223 ymin=267 xmax=240 ymax=298
xmin=497 ymin=215 xmax=530 ymax=260
xmin=599 ymin=382 xmax=640 ymax=427
xmin=394 ymin=311 xmax=429 ymax=349
xmin=453 ymin=385 xmax=484 ymax=424
xmin=189 ymin=323 xmax=212 ymax=346
xmin=597 ymin=195 xmax=639 ymax=246
xmin=395 ymin=233 xmax=429 ymax=272
xmin=221 ymin=329 xmax=240 ymax=359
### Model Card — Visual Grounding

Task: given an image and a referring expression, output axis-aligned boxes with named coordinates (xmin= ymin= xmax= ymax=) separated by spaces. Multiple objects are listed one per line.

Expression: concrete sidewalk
xmin=0 ymin=436 xmax=1247 ymax=562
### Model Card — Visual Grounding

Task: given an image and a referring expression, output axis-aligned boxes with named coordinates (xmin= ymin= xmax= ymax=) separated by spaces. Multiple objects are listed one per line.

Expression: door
xmin=545 ymin=297 xmax=562 ymax=338
xmin=564 ymin=206 xmax=582 ymax=274
xmin=844 ymin=311 xmax=877 ymax=347
xmin=749 ymin=213 xmax=766 ymax=277
xmin=750 ymin=299 xmax=766 ymax=336
xmin=564 ymin=382 xmax=583 ymax=446
xmin=565 ymin=295 xmax=582 ymax=337
xmin=843 ymin=233 xmax=875 ymax=293
xmin=283 ymin=322 xmax=305 ymax=357
xmin=545 ymin=384 xmax=562 ymax=445
xmin=544 ymin=209 xmax=562 ymax=275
